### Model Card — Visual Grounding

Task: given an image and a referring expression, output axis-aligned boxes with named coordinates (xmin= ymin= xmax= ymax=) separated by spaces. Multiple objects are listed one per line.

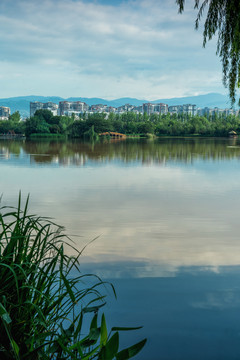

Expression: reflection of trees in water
xmin=1 ymin=138 xmax=240 ymax=165
xmin=0 ymin=140 xmax=22 ymax=158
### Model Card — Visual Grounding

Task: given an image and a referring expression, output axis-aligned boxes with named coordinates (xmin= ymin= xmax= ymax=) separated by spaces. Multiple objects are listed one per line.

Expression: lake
xmin=1 ymin=137 xmax=240 ymax=359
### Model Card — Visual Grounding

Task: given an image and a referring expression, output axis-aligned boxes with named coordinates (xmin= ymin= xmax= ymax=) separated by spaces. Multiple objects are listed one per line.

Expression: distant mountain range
xmin=0 ymin=93 xmax=232 ymax=117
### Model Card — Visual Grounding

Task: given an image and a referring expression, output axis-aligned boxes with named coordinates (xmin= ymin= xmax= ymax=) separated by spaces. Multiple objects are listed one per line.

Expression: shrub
xmin=0 ymin=195 xmax=146 ymax=359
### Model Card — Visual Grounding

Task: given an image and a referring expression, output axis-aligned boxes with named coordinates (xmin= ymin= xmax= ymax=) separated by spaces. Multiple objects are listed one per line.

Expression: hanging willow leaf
xmin=176 ymin=0 xmax=240 ymax=105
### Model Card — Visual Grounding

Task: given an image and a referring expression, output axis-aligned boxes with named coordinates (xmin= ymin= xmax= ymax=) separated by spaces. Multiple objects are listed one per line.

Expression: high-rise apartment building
xmin=89 ymin=104 xmax=108 ymax=113
xmin=168 ymin=105 xmax=182 ymax=114
xmin=153 ymin=103 xmax=168 ymax=114
xmin=59 ymin=101 xmax=89 ymax=116
xmin=0 ymin=106 xmax=10 ymax=120
xmin=143 ymin=103 xmax=168 ymax=115
xmin=30 ymin=102 xmax=58 ymax=117
xmin=168 ymin=104 xmax=197 ymax=116
xmin=143 ymin=103 xmax=154 ymax=115
xmin=182 ymin=104 xmax=197 ymax=116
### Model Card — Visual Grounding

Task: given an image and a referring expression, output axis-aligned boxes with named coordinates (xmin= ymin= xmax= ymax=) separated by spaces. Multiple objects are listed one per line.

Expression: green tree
xmin=137 ymin=121 xmax=155 ymax=135
xmin=0 ymin=121 xmax=11 ymax=134
xmin=34 ymin=109 xmax=53 ymax=123
xmin=123 ymin=121 xmax=137 ymax=134
xmin=177 ymin=0 xmax=240 ymax=105
xmin=25 ymin=117 xmax=50 ymax=137
xmin=68 ymin=120 xmax=87 ymax=137
xmin=8 ymin=111 xmax=21 ymax=123
xmin=58 ymin=115 xmax=74 ymax=134
xmin=12 ymin=121 xmax=25 ymax=135
xmin=149 ymin=113 xmax=159 ymax=124
xmin=112 ymin=119 xmax=124 ymax=133
xmin=120 ymin=112 xmax=137 ymax=123
xmin=86 ymin=113 xmax=113 ymax=133
xmin=108 ymin=112 xmax=116 ymax=123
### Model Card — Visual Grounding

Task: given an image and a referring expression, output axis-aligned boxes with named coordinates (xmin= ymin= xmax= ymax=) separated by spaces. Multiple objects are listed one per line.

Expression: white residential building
xmin=182 ymin=104 xmax=197 ymax=116
xmin=59 ymin=101 xmax=89 ymax=116
xmin=0 ymin=106 xmax=10 ymax=120
xmin=30 ymin=102 xmax=58 ymax=117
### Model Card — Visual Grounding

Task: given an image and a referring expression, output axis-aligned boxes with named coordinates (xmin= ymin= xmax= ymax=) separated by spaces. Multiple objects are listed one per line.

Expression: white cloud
xmin=0 ymin=0 xmax=225 ymax=98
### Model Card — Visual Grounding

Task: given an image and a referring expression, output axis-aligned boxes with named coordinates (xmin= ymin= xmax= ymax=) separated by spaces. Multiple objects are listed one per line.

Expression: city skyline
xmin=27 ymin=100 xmax=239 ymax=117
xmin=0 ymin=0 xmax=228 ymax=100
xmin=1 ymin=97 xmax=237 ymax=121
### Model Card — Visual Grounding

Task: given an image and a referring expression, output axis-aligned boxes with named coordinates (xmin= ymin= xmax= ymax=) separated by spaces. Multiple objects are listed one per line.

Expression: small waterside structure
xmin=99 ymin=131 xmax=126 ymax=138
xmin=0 ymin=131 xmax=25 ymax=139
xmin=229 ymin=130 xmax=237 ymax=138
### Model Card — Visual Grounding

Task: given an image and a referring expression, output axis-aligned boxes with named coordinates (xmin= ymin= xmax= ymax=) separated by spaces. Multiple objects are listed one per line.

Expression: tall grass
xmin=0 ymin=195 xmax=146 ymax=359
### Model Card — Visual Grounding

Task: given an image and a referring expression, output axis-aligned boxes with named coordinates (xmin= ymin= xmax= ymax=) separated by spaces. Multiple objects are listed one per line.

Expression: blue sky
xmin=0 ymin=0 xmax=227 ymax=99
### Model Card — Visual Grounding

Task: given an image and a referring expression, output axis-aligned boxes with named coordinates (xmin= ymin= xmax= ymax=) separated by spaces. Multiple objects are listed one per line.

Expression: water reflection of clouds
xmin=192 ymin=291 xmax=240 ymax=310
xmin=80 ymin=258 xmax=179 ymax=278
xmin=103 ymin=267 xmax=240 ymax=360
xmin=3 ymin=140 xmax=240 ymax=359
xmin=1 ymin=170 xmax=240 ymax=269
xmin=1 ymin=149 xmax=240 ymax=273
xmin=80 ymin=261 xmax=240 ymax=280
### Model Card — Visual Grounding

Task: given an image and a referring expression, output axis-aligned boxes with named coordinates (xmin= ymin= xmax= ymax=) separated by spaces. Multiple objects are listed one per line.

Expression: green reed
xmin=0 ymin=195 xmax=146 ymax=359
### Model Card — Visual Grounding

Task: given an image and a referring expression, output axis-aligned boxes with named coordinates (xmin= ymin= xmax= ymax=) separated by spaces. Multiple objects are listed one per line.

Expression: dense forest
xmin=1 ymin=109 xmax=240 ymax=138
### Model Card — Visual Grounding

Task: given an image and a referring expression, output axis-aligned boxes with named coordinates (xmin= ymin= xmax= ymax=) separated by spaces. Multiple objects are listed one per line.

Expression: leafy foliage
xmin=8 ymin=112 xmax=21 ymax=123
xmin=176 ymin=0 xmax=240 ymax=105
xmin=4 ymin=108 xmax=240 ymax=138
xmin=0 ymin=111 xmax=25 ymax=135
xmin=0 ymin=195 xmax=146 ymax=359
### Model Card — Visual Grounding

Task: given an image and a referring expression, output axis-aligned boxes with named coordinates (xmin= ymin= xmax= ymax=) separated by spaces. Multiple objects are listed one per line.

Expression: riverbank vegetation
xmin=0 ymin=111 xmax=25 ymax=135
xmin=0 ymin=195 xmax=146 ymax=359
xmin=2 ymin=109 xmax=240 ymax=138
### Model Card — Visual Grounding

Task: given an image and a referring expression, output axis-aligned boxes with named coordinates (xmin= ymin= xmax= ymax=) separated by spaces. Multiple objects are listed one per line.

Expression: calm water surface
xmin=1 ymin=137 xmax=240 ymax=359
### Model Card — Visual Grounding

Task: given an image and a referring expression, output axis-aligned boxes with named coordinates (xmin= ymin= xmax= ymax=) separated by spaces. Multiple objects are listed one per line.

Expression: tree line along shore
xmin=1 ymin=109 xmax=240 ymax=138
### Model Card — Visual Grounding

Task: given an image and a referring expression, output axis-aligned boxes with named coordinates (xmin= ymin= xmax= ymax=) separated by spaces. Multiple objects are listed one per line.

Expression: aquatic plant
xmin=0 ymin=195 xmax=146 ymax=359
